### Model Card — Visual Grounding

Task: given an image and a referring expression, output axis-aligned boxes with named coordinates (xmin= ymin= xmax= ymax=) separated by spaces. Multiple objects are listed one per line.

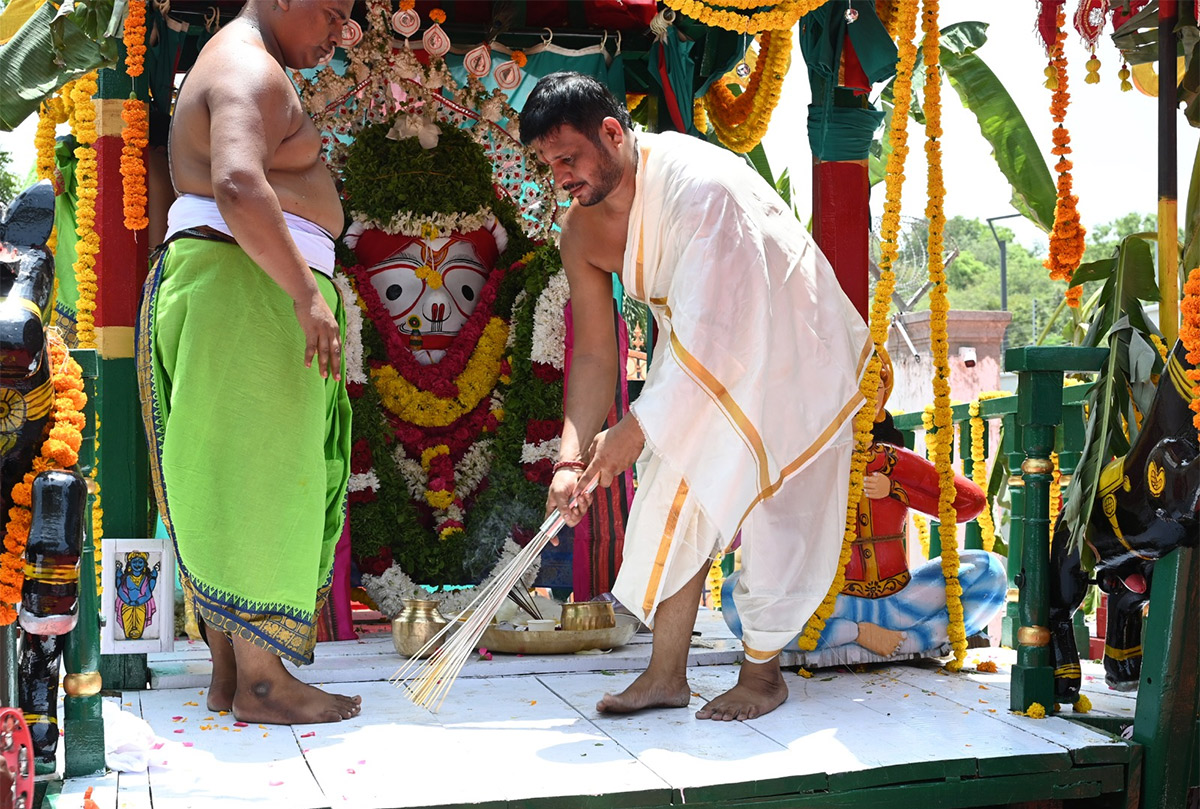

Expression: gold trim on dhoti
xmin=642 ymin=478 xmax=691 ymax=618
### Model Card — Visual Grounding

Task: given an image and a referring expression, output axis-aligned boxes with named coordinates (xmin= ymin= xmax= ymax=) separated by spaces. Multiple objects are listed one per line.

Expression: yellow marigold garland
xmin=35 ymin=93 xmax=68 ymax=184
xmin=693 ymin=98 xmax=708 ymax=133
xmin=1043 ymin=6 xmax=1086 ymax=307
xmin=920 ymin=0 xmax=966 ymax=672
xmin=370 ymin=318 xmax=508 ymax=427
xmin=795 ymin=0 xmax=919 ymax=651
xmin=1182 ymin=265 xmax=1200 ymax=439
xmin=913 ymin=512 xmax=930 ymax=558
xmin=626 ymin=93 xmax=646 ymax=112
xmin=1048 ymin=451 xmax=1061 ymax=529
xmin=705 ymin=29 xmax=791 ymax=154
xmin=707 ymin=554 xmax=724 ymax=608
xmin=1 ymin=335 xmax=86 ymax=625
xmin=664 ymin=0 xmax=824 ymax=34
xmin=968 ymin=402 xmax=993 ymax=551
xmin=121 ymin=99 xmax=149 ymax=231
xmin=70 ymin=72 xmax=100 ymax=350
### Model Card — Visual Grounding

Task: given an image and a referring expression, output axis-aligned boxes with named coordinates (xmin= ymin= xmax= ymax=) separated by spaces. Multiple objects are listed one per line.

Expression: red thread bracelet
xmin=552 ymin=460 xmax=586 ymax=474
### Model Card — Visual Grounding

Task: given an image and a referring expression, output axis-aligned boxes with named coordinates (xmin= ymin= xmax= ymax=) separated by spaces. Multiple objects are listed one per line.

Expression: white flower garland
xmin=361 ymin=536 xmax=540 ymax=619
xmin=333 ymin=272 xmax=368 ymax=385
xmin=350 ymin=205 xmax=494 ymax=241
xmin=347 ymin=470 xmax=381 ymax=494
xmin=391 ymin=436 xmax=497 ymax=508
xmin=520 ymin=437 xmax=560 ymax=465
xmin=530 ymin=270 xmax=569 ymax=370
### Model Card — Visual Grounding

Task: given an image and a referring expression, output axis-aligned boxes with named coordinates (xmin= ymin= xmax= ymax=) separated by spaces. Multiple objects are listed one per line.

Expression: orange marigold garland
xmin=70 ymin=72 xmax=100 ymax=349
xmin=704 ymin=29 xmax=792 ymax=153
xmin=123 ymin=0 xmax=147 ymax=77
xmin=121 ymin=99 xmax=150 ymax=231
xmin=1182 ymin=265 xmax=1200 ymax=439
xmin=1 ymin=336 xmax=86 ymax=624
xmin=1043 ymin=6 xmax=1086 ymax=307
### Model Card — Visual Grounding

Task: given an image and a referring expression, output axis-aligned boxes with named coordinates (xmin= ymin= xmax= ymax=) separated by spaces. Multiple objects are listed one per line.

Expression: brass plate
xmin=480 ymin=614 xmax=639 ymax=655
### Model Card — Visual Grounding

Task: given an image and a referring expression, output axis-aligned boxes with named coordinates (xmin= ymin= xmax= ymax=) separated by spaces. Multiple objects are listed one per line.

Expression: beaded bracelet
xmin=552 ymin=460 xmax=586 ymax=474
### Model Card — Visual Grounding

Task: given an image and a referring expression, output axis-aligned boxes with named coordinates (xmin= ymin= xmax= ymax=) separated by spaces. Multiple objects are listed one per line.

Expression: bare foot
xmin=205 ymin=629 xmax=237 ymax=712
xmin=229 ymin=636 xmax=361 ymax=724
xmin=696 ymin=661 xmax=787 ymax=721
xmin=596 ymin=670 xmax=692 ymax=714
xmin=855 ymin=622 xmax=907 ymax=657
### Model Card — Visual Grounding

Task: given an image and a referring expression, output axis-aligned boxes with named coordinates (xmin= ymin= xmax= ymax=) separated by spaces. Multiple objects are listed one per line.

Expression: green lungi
xmin=137 ymin=237 xmax=351 ymax=665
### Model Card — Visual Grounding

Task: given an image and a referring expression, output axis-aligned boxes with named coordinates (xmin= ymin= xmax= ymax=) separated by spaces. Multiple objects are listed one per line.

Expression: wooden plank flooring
xmin=49 ymin=614 xmax=1137 ymax=809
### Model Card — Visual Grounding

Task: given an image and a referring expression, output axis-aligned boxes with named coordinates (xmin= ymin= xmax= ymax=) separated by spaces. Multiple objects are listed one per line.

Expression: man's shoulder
xmin=191 ymin=31 xmax=291 ymax=98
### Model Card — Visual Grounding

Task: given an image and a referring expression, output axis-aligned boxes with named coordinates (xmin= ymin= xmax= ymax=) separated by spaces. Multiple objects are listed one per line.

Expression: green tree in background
xmin=0 ymin=149 xmax=24 ymax=204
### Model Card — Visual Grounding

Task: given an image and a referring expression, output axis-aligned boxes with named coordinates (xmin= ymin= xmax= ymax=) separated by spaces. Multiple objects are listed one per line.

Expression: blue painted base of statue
xmin=722 ymin=550 xmax=1006 ymax=668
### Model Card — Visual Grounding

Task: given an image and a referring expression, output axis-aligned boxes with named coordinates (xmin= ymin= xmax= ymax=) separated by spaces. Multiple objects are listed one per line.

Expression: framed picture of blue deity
xmin=100 ymin=538 xmax=176 ymax=654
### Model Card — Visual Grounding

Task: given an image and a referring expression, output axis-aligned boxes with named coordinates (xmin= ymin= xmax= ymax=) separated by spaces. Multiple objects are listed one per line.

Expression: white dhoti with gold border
xmin=610 ymin=132 xmax=871 ymax=661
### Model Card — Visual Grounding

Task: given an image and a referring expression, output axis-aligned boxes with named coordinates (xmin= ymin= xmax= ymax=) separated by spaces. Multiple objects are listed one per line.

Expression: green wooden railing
xmin=895 ymin=345 xmax=1198 ymax=807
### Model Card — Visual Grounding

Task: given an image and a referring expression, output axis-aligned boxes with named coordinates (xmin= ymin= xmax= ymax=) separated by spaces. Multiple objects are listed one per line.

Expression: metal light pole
xmin=987 ymin=213 xmax=1023 ymax=356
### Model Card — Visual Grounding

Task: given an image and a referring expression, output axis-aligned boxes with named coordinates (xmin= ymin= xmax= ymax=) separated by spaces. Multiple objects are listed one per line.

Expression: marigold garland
xmin=123 ymin=0 xmax=147 ymax=78
xmin=968 ymin=401 xmax=994 ymax=551
xmin=693 ymin=98 xmax=708 ymax=133
xmin=120 ymin=99 xmax=149 ymax=231
xmin=70 ymin=72 xmax=100 ymax=350
xmin=35 ymin=93 xmax=68 ymax=185
xmin=704 ymin=29 xmax=792 ymax=154
xmin=1 ymin=336 xmax=86 ymax=624
xmin=1048 ymin=451 xmax=1062 ymax=529
xmin=664 ymin=0 xmax=824 ymax=34
xmin=1043 ymin=6 xmax=1086 ymax=307
xmin=1181 ymin=265 xmax=1200 ymax=438
xmin=370 ymin=318 xmax=509 ymax=428
xmin=796 ymin=0 xmax=919 ymax=651
xmin=429 ymin=8 xmax=447 ymax=24
xmin=919 ymin=0 xmax=966 ymax=672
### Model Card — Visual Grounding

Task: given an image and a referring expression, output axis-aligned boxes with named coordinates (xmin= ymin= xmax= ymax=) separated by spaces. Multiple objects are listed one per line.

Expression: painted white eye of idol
xmin=365 ymin=237 xmax=491 ymax=365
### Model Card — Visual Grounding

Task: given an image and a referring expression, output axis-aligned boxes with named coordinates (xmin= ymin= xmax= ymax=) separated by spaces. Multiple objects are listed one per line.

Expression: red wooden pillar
xmin=813 ymin=159 xmax=870 ymax=322
xmin=92 ymin=67 xmax=151 ymax=539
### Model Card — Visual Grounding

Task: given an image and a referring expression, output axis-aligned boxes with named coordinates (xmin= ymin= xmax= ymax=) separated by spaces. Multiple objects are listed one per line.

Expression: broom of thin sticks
xmin=391 ymin=479 xmax=598 ymax=711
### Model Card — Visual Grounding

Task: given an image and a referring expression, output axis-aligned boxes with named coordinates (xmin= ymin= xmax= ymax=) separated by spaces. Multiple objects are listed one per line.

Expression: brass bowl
xmin=559 ymin=600 xmax=616 ymax=632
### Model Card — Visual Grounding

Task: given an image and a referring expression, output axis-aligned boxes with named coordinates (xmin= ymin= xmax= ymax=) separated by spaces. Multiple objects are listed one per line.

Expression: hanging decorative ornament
xmin=494 ymin=59 xmax=522 ymax=90
xmin=735 ymin=61 xmax=751 ymax=78
xmin=341 ymin=19 xmax=363 ymax=49
xmin=423 ymin=24 xmax=451 ymax=59
xmin=393 ymin=9 xmax=421 ymax=37
xmin=465 ymin=44 xmax=492 ymax=78
xmin=844 ymin=0 xmax=858 ymax=23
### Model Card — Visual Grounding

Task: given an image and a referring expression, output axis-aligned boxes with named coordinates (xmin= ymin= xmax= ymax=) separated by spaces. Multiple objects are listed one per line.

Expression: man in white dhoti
xmin=523 ymin=73 xmax=871 ymax=721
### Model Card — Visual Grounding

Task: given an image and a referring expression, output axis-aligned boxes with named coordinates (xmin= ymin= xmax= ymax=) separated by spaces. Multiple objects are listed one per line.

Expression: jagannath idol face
xmin=362 ymin=234 xmax=493 ymax=364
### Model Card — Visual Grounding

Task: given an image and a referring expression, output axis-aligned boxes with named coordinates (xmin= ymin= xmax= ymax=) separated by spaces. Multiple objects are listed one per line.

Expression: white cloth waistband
xmin=165 ymin=194 xmax=336 ymax=278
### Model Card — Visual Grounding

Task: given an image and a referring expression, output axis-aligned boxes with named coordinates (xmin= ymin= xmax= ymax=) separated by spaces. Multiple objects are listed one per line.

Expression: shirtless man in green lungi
xmin=138 ymin=0 xmax=361 ymax=724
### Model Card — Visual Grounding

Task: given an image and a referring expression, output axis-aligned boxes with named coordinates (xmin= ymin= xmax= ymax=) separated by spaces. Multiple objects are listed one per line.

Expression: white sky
xmin=761 ymin=0 xmax=1200 ymax=251
xmin=3 ymin=0 xmax=1194 ymax=253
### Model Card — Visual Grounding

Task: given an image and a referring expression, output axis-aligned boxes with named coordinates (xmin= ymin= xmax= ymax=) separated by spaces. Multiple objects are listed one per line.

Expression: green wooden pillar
xmin=0 ymin=627 xmax=16 ymax=708
xmin=1132 ymin=545 xmax=1199 ymax=808
xmin=1010 ymin=365 xmax=1059 ymax=712
xmin=65 ymin=349 xmax=105 ymax=777
xmin=1000 ymin=413 xmax=1024 ymax=648
xmin=1057 ymin=402 xmax=1090 ymax=656
xmin=958 ymin=419 xmax=985 ymax=551
xmin=1004 ymin=346 xmax=1107 ymax=713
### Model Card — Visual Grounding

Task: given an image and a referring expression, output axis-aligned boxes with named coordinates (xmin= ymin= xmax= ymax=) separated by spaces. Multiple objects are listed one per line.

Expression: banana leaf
xmin=939 ymin=22 xmax=1056 ymax=232
xmin=871 ymin=21 xmax=1056 ymax=235
xmin=1061 ymin=233 xmax=1166 ymax=550
xmin=0 ymin=0 xmax=121 ymax=130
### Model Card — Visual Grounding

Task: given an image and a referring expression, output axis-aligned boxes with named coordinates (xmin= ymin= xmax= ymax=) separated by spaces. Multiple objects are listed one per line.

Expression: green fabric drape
xmin=799 ymin=2 xmax=896 ymax=161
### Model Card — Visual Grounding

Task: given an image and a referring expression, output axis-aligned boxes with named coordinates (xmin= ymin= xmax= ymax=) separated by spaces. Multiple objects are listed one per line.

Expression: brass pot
xmin=392 ymin=599 xmax=448 ymax=658
xmin=560 ymin=600 xmax=616 ymax=631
